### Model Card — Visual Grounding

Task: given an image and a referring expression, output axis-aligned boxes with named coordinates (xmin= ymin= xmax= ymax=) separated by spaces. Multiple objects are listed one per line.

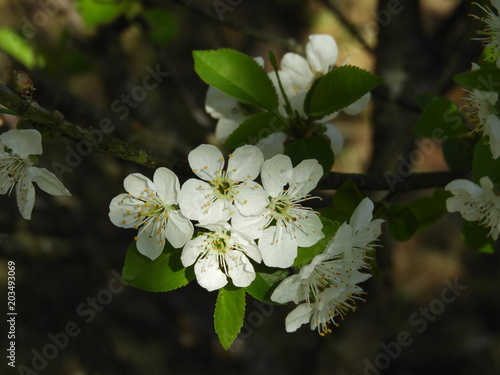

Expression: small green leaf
xmin=0 ymin=28 xmax=45 ymax=69
xmin=293 ymin=218 xmax=341 ymax=267
xmin=214 ymin=285 xmax=246 ymax=350
xmin=323 ymin=179 xmax=364 ymax=223
xmin=244 ymin=265 xmax=288 ymax=304
xmin=462 ymin=221 xmax=496 ymax=253
xmin=408 ymin=189 xmax=451 ymax=232
xmin=442 ymin=137 xmax=474 ymax=171
xmin=77 ymin=0 xmax=140 ymax=28
xmin=193 ymin=49 xmax=278 ymax=110
xmin=224 ymin=111 xmax=287 ymax=148
xmin=453 ymin=67 xmax=500 ymax=92
xmin=284 ymin=136 xmax=334 ymax=175
xmin=472 ymin=139 xmax=500 ymax=184
xmin=386 ymin=204 xmax=419 ymax=241
xmin=143 ymin=9 xmax=177 ymax=46
xmin=122 ymin=241 xmax=194 ymax=292
xmin=414 ymin=98 xmax=466 ymax=138
xmin=0 ymin=108 xmax=19 ymax=116
xmin=415 ymin=93 xmax=441 ymax=109
xmin=304 ymin=65 xmax=382 ymax=118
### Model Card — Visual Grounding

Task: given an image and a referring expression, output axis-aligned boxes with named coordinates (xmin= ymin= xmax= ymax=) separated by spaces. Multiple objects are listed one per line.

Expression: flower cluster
xmin=271 ymin=198 xmax=383 ymax=335
xmin=109 ymin=144 xmax=325 ymax=291
xmin=205 ymin=34 xmax=371 ymax=159
xmin=0 ymin=129 xmax=71 ymax=219
xmin=445 ymin=176 xmax=500 ymax=240
xmin=473 ymin=0 xmax=500 ymax=68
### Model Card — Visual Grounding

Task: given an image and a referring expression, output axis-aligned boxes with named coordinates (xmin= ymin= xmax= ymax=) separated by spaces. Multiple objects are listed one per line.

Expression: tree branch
xmin=0 ymin=82 xmax=466 ymax=192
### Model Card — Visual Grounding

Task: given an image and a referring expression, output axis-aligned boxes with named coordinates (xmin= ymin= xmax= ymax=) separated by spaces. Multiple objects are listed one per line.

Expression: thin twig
xmin=0 ymin=82 xmax=466 ymax=192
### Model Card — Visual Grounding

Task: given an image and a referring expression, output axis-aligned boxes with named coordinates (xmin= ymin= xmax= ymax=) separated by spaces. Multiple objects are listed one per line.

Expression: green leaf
xmin=214 ymin=285 xmax=246 ymax=350
xmin=304 ymin=65 xmax=382 ymax=118
xmin=122 ymin=241 xmax=194 ymax=292
xmin=0 ymin=28 xmax=45 ymax=69
xmin=0 ymin=108 xmax=19 ymax=116
xmin=284 ymin=136 xmax=334 ymax=175
xmin=323 ymin=179 xmax=364 ymax=223
xmin=472 ymin=139 xmax=500 ymax=184
xmin=408 ymin=189 xmax=451 ymax=232
xmin=244 ymin=264 xmax=288 ymax=304
xmin=77 ymin=0 xmax=140 ymax=28
xmin=143 ymin=9 xmax=177 ymax=46
xmin=462 ymin=221 xmax=496 ymax=253
xmin=193 ymin=49 xmax=278 ymax=110
xmin=453 ymin=67 xmax=500 ymax=92
xmin=293 ymin=217 xmax=341 ymax=267
xmin=414 ymin=98 xmax=466 ymax=138
xmin=224 ymin=111 xmax=287 ymax=148
xmin=442 ymin=137 xmax=474 ymax=171
xmin=415 ymin=93 xmax=441 ymax=109
xmin=386 ymin=204 xmax=419 ymax=241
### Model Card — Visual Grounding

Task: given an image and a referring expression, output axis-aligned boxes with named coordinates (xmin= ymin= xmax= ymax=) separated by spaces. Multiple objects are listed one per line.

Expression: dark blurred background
xmin=1 ymin=0 xmax=500 ymax=374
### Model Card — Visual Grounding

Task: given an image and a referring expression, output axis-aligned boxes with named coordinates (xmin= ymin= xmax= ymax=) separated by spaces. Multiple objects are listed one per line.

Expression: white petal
xmin=205 ymin=86 xmax=240 ymax=119
xmin=287 ymin=159 xmax=323 ymax=197
xmin=0 ymin=129 xmax=42 ymax=158
xmin=285 ymin=303 xmax=313 ymax=332
xmin=181 ymin=236 xmax=205 ymax=267
xmin=281 ymin=52 xmax=314 ymax=90
xmin=350 ymin=197 xmax=374 ymax=232
xmin=261 ymin=154 xmax=293 ymax=197
xmin=256 ymin=132 xmax=287 ymax=160
xmin=268 ymin=70 xmax=295 ymax=103
xmin=227 ymin=145 xmax=264 ymax=181
xmin=353 ymin=219 xmax=384 ymax=248
xmin=342 ymin=93 xmax=371 ymax=115
xmin=215 ymin=112 xmax=248 ymax=143
xmin=165 ymin=210 xmax=194 ymax=248
xmin=305 ymin=34 xmax=338 ymax=74
xmin=233 ymin=183 xmax=269 ymax=216
xmin=28 ymin=167 xmax=71 ymax=196
xmin=188 ymin=144 xmax=224 ymax=181
xmin=136 ymin=221 xmax=166 ymax=260
xmin=195 ymin=255 xmax=228 ymax=291
xmin=486 ymin=114 xmax=500 ymax=159
xmin=231 ymin=210 xmax=269 ymax=240
xmin=445 ymin=179 xmax=482 ymax=195
xmin=293 ymin=212 xmax=324 ymax=247
xmin=232 ymin=230 xmax=262 ymax=263
xmin=124 ymin=173 xmax=154 ymax=197
xmin=108 ymin=194 xmax=143 ymax=228
xmin=16 ymin=174 xmax=35 ymax=219
xmin=226 ymin=253 xmax=255 ymax=288
xmin=325 ymin=123 xmax=344 ymax=155
xmin=328 ymin=223 xmax=353 ymax=257
xmin=153 ymin=167 xmax=179 ymax=205
xmin=270 ymin=274 xmax=302 ymax=304
xmin=259 ymin=225 xmax=297 ymax=268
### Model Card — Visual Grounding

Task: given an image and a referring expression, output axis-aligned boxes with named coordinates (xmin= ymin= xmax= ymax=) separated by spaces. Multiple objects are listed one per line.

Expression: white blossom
xmin=473 ymin=0 xmax=500 ymax=68
xmin=109 ymin=168 xmax=194 ymax=260
xmin=181 ymin=222 xmax=262 ymax=291
xmin=446 ymin=176 xmax=500 ymax=240
xmin=232 ymin=154 xmax=324 ymax=268
xmin=464 ymin=89 xmax=500 ymax=159
xmin=0 ymin=129 xmax=70 ymax=219
xmin=178 ymin=144 xmax=268 ymax=224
